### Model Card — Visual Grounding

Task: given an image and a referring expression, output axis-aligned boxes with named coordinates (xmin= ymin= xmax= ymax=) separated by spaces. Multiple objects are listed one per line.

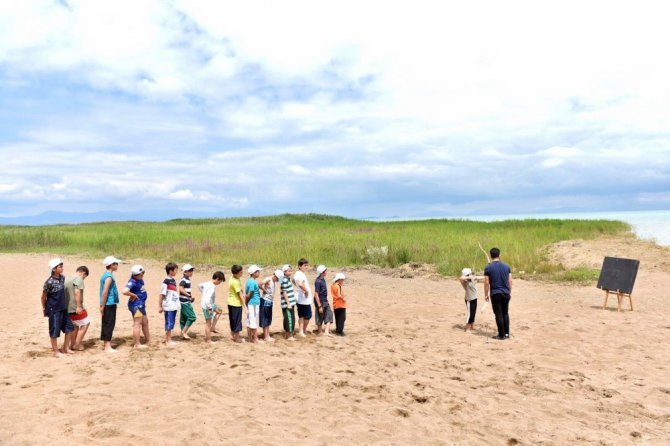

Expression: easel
xmin=602 ymin=289 xmax=634 ymax=312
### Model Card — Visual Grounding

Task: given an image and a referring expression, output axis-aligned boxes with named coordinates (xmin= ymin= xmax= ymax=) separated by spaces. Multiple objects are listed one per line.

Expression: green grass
xmin=0 ymin=213 xmax=631 ymax=277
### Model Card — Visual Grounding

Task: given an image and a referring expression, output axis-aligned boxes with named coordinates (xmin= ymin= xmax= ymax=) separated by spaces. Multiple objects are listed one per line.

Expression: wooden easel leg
xmin=629 ymin=294 xmax=634 ymax=311
xmin=617 ymin=292 xmax=623 ymax=312
xmin=603 ymin=290 xmax=609 ymax=309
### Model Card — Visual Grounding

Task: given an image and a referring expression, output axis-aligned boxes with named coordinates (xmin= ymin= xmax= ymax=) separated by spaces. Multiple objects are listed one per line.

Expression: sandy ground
xmin=0 ymin=236 xmax=669 ymax=445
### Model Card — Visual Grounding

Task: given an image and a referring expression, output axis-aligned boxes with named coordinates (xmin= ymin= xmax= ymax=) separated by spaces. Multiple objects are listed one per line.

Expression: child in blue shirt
xmin=123 ymin=264 xmax=151 ymax=348
xmin=245 ymin=265 xmax=262 ymax=343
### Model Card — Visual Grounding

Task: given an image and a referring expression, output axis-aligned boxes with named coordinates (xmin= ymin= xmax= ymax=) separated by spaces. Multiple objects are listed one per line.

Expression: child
xmin=159 ymin=262 xmax=181 ymax=346
xmin=100 ymin=255 xmax=121 ymax=353
xmin=122 ymin=265 xmax=150 ymax=348
xmin=41 ymin=258 xmax=74 ymax=357
xmin=293 ymin=258 xmax=314 ymax=337
xmin=280 ymin=264 xmax=297 ymax=341
xmin=179 ymin=264 xmax=197 ymax=339
xmin=260 ymin=269 xmax=283 ymax=342
xmin=459 ymin=267 xmax=484 ymax=333
xmin=228 ymin=265 xmax=247 ymax=343
xmin=199 ymin=271 xmax=226 ymax=344
xmin=314 ymin=265 xmax=334 ymax=336
xmin=331 ymin=273 xmax=347 ymax=336
xmin=65 ymin=266 xmax=90 ymax=351
xmin=245 ymin=265 xmax=262 ymax=343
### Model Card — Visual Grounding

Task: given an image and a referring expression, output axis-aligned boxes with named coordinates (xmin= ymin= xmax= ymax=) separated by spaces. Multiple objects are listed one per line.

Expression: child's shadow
xmin=452 ymin=324 xmax=494 ymax=338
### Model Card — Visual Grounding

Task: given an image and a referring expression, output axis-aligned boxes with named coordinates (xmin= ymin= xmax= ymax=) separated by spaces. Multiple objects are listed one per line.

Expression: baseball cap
xmin=131 ymin=264 xmax=145 ymax=275
xmin=282 ymin=264 xmax=292 ymax=272
xmin=316 ymin=265 xmax=327 ymax=275
xmin=182 ymin=264 xmax=194 ymax=272
xmin=48 ymin=258 xmax=63 ymax=270
xmin=103 ymin=256 xmax=121 ymax=267
xmin=273 ymin=269 xmax=284 ymax=279
xmin=461 ymin=268 xmax=473 ymax=276
xmin=248 ymin=264 xmax=261 ymax=274
xmin=332 ymin=272 xmax=346 ymax=283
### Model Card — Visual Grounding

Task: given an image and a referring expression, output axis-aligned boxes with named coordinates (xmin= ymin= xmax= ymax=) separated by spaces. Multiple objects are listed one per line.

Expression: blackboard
xmin=596 ymin=257 xmax=640 ymax=294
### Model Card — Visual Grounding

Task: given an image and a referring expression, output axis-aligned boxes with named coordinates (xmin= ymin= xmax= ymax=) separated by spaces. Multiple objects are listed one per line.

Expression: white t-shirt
xmin=461 ymin=277 xmax=478 ymax=302
xmin=261 ymin=276 xmax=275 ymax=303
xmin=199 ymin=281 xmax=216 ymax=310
xmin=293 ymin=270 xmax=313 ymax=305
xmin=160 ymin=277 xmax=181 ymax=311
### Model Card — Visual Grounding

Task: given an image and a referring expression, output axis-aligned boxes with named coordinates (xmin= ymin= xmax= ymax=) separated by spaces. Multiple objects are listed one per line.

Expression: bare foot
xmin=233 ymin=338 xmax=247 ymax=343
xmin=104 ymin=348 xmax=117 ymax=354
xmin=325 ymin=332 xmax=333 ymax=337
xmin=133 ymin=344 xmax=148 ymax=349
xmin=212 ymin=329 xmax=220 ymax=334
xmin=264 ymin=337 xmax=275 ymax=343
xmin=60 ymin=349 xmax=74 ymax=355
xmin=53 ymin=351 xmax=64 ymax=358
xmin=166 ymin=341 xmax=178 ymax=346
xmin=299 ymin=332 xmax=307 ymax=338
xmin=181 ymin=333 xmax=191 ymax=340
xmin=287 ymin=337 xmax=296 ymax=342
xmin=72 ymin=345 xmax=85 ymax=351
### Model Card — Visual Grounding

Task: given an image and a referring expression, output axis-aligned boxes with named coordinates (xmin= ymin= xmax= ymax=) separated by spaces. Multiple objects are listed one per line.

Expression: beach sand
xmin=0 ymin=236 xmax=669 ymax=445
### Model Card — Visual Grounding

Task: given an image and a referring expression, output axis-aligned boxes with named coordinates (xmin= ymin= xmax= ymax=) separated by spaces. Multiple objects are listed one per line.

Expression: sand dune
xmin=0 ymin=237 xmax=669 ymax=445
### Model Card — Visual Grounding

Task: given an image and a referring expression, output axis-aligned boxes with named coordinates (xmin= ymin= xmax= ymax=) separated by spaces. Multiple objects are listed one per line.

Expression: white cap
xmin=316 ymin=265 xmax=327 ymax=275
xmin=48 ymin=258 xmax=63 ymax=270
xmin=103 ymin=256 xmax=121 ymax=267
xmin=332 ymin=272 xmax=346 ymax=283
xmin=248 ymin=264 xmax=261 ymax=274
xmin=273 ymin=269 xmax=284 ymax=279
xmin=182 ymin=264 xmax=194 ymax=272
xmin=282 ymin=264 xmax=292 ymax=272
xmin=131 ymin=264 xmax=145 ymax=275
xmin=461 ymin=268 xmax=473 ymax=276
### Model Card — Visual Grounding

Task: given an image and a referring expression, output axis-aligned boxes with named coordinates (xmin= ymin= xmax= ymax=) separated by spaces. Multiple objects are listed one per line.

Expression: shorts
xmin=203 ymin=304 xmax=218 ymax=320
xmin=128 ymin=303 xmax=147 ymax=318
xmin=228 ymin=305 xmax=243 ymax=333
xmin=69 ymin=309 xmax=91 ymax=327
xmin=259 ymin=305 xmax=273 ymax=328
xmin=282 ymin=306 xmax=295 ymax=333
xmin=297 ymin=303 xmax=312 ymax=320
xmin=164 ymin=310 xmax=177 ymax=331
xmin=48 ymin=310 xmax=74 ymax=338
xmin=315 ymin=302 xmax=334 ymax=325
xmin=247 ymin=304 xmax=260 ymax=329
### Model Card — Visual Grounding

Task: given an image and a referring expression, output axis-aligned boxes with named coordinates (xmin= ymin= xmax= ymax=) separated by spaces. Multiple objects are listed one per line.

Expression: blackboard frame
xmin=596 ymin=256 xmax=640 ymax=295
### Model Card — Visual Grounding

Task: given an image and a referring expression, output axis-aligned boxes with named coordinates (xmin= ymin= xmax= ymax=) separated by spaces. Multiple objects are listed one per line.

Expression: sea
xmin=368 ymin=209 xmax=670 ymax=247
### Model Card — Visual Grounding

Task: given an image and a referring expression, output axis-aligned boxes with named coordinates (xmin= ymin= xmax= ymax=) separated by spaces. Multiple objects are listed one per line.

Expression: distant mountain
xmin=0 ymin=210 xmax=240 ymax=226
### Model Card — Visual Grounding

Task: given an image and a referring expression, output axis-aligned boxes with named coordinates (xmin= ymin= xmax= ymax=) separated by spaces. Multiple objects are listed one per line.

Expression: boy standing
xmin=260 ymin=269 xmax=283 ymax=342
xmin=65 ymin=266 xmax=90 ymax=351
xmin=100 ymin=255 xmax=121 ymax=353
xmin=280 ymin=264 xmax=297 ymax=341
xmin=245 ymin=265 xmax=262 ymax=343
xmin=179 ymin=264 xmax=197 ymax=340
xmin=459 ymin=267 xmax=484 ymax=333
xmin=199 ymin=271 xmax=226 ymax=344
xmin=331 ymin=273 xmax=347 ymax=336
xmin=228 ymin=265 xmax=247 ymax=343
xmin=123 ymin=265 xmax=151 ymax=348
xmin=159 ymin=263 xmax=181 ymax=346
xmin=484 ymin=248 xmax=513 ymax=340
xmin=293 ymin=258 xmax=314 ymax=337
xmin=41 ymin=258 xmax=74 ymax=357
xmin=314 ymin=265 xmax=334 ymax=336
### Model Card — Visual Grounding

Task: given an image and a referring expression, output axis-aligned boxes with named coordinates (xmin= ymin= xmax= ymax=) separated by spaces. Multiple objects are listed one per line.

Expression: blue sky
xmin=1 ymin=1 xmax=669 ymax=223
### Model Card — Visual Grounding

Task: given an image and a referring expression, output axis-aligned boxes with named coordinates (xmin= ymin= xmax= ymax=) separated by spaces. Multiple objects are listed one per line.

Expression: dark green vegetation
xmin=0 ymin=214 xmax=630 ymax=278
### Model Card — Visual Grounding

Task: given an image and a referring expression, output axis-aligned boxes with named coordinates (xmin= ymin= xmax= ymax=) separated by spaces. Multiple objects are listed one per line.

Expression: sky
xmin=1 ymin=0 xmax=669 ymax=223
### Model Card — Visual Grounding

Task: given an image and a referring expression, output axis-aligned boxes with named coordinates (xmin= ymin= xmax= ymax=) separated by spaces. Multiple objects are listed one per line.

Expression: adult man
xmin=484 ymin=247 xmax=512 ymax=340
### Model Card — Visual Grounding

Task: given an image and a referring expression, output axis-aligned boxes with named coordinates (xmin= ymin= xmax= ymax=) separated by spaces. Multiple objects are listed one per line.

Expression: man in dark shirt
xmin=484 ymin=247 xmax=513 ymax=340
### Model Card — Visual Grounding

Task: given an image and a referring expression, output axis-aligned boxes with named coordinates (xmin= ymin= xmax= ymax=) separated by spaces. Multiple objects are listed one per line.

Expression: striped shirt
xmin=280 ymin=276 xmax=296 ymax=309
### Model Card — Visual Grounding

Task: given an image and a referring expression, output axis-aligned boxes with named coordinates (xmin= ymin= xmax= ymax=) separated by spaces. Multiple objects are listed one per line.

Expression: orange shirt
xmin=331 ymin=283 xmax=346 ymax=309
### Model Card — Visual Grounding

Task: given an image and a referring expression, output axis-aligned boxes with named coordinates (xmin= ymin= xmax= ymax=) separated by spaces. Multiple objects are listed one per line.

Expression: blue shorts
xmin=297 ymin=303 xmax=312 ymax=320
xmin=48 ymin=310 xmax=74 ymax=338
xmin=259 ymin=305 xmax=273 ymax=328
xmin=164 ymin=310 xmax=177 ymax=331
xmin=128 ymin=303 xmax=147 ymax=318
xmin=228 ymin=305 xmax=243 ymax=333
xmin=203 ymin=304 xmax=218 ymax=320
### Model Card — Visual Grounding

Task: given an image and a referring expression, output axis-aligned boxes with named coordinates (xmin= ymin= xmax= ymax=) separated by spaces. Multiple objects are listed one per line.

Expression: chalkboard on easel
xmin=596 ymin=257 xmax=640 ymax=294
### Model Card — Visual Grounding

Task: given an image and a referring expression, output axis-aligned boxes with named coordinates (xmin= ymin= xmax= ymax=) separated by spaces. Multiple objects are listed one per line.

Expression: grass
xmin=0 ymin=213 xmax=631 ymax=278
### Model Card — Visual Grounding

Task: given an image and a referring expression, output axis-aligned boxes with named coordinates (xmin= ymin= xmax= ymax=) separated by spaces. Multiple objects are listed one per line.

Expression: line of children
xmin=42 ymin=257 xmax=349 ymax=354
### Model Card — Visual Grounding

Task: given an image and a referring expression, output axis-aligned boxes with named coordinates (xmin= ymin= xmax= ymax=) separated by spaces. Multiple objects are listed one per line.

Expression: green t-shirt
xmin=228 ymin=276 xmax=243 ymax=307
xmin=65 ymin=275 xmax=85 ymax=313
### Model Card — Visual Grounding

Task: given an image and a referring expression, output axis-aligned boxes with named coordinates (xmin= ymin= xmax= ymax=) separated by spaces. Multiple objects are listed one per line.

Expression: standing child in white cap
xmin=100 ymin=255 xmax=121 ymax=353
xmin=179 ymin=264 xmax=197 ymax=340
xmin=459 ymin=267 xmax=484 ymax=333
xmin=331 ymin=273 xmax=347 ymax=336
xmin=259 ymin=269 xmax=283 ymax=342
xmin=41 ymin=258 xmax=74 ymax=357
xmin=244 ymin=265 xmax=262 ymax=343
xmin=122 ymin=265 xmax=150 ymax=348
xmin=64 ymin=265 xmax=90 ymax=351
xmin=314 ymin=265 xmax=333 ymax=336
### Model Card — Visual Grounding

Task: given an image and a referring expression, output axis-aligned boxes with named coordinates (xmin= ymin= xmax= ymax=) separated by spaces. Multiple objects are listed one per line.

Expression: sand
xmin=0 ymin=236 xmax=669 ymax=445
